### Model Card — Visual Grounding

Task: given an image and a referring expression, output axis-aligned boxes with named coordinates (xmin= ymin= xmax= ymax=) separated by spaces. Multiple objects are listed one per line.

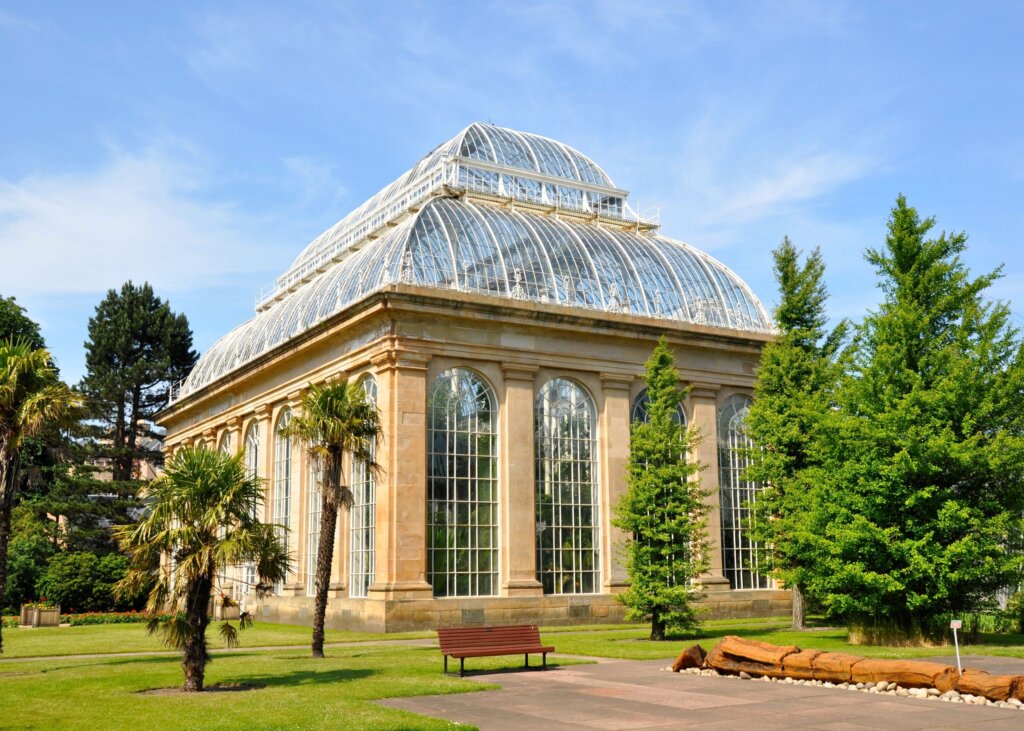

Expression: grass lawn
xmin=0 ymin=621 xmax=432 ymax=659
xmin=542 ymin=617 xmax=1024 ymax=661
xmin=0 ymin=644 xmax=508 ymax=730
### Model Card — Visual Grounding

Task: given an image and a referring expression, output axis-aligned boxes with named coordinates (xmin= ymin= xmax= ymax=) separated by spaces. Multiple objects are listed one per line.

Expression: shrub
xmin=3 ymin=534 xmax=54 ymax=612
xmin=34 ymin=552 xmax=146 ymax=612
xmin=64 ymin=610 xmax=171 ymax=626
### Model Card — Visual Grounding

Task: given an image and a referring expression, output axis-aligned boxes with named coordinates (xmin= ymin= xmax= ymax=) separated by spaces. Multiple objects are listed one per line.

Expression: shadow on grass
xmin=240 ymin=667 xmax=376 ymax=687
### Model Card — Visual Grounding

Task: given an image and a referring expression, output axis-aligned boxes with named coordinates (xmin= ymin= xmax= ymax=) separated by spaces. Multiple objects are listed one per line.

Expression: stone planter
xmin=20 ymin=605 xmax=60 ymax=627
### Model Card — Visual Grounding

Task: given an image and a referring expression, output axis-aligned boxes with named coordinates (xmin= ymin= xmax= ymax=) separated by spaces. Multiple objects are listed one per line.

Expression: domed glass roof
xmin=176 ymin=125 xmax=771 ymax=400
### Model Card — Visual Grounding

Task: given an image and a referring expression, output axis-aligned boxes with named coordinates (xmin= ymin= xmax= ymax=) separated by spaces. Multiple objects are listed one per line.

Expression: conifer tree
xmin=745 ymin=238 xmax=846 ymax=629
xmin=812 ymin=196 xmax=1024 ymax=643
xmin=615 ymin=337 xmax=709 ymax=640
xmin=80 ymin=282 xmax=196 ymax=481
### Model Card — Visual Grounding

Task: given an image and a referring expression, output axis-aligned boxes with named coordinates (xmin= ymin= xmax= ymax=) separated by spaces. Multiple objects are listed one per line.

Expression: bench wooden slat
xmin=436 ymin=624 xmax=554 ymax=676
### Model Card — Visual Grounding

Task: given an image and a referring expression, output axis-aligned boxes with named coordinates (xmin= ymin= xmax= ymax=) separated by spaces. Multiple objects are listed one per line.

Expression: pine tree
xmin=80 ymin=282 xmax=196 ymax=481
xmin=744 ymin=238 xmax=847 ymax=629
xmin=812 ymin=196 xmax=1024 ymax=643
xmin=614 ymin=337 xmax=709 ymax=640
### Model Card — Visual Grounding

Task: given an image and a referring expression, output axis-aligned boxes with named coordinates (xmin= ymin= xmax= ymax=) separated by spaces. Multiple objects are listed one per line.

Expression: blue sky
xmin=2 ymin=2 xmax=1023 ymax=384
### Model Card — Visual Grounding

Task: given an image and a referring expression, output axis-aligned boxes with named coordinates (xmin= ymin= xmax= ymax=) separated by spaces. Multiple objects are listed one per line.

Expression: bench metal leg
xmin=524 ymin=653 xmax=529 ymax=669
xmin=444 ymin=655 xmax=448 ymax=674
xmin=460 ymin=657 xmax=465 ymax=677
xmin=543 ymin=652 xmax=547 ymax=670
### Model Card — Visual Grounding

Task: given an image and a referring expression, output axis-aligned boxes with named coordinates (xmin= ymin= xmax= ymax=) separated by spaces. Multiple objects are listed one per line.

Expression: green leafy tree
xmin=80 ymin=281 xmax=196 ymax=481
xmin=282 ymin=378 xmax=381 ymax=658
xmin=0 ymin=295 xmax=44 ymax=350
xmin=744 ymin=238 xmax=847 ymax=629
xmin=114 ymin=445 xmax=289 ymax=691
xmin=2 ymin=508 xmax=55 ymax=612
xmin=811 ymin=196 xmax=1024 ymax=643
xmin=35 ymin=551 xmax=144 ymax=612
xmin=614 ymin=337 xmax=709 ymax=640
xmin=0 ymin=340 xmax=79 ymax=652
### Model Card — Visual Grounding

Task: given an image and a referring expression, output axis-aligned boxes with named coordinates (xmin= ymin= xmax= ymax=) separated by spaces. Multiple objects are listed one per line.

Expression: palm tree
xmin=0 ymin=339 xmax=79 ymax=654
xmin=283 ymin=378 xmax=381 ymax=658
xmin=114 ymin=445 xmax=289 ymax=691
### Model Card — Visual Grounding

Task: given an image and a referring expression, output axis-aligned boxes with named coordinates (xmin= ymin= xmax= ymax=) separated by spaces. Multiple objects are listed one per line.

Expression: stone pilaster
xmin=284 ymin=389 xmax=307 ymax=596
xmin=599 ymin=372 xmax=635 ymax=591
xmin=500 ymin=364 xmax=543 ymax=596
xmin=688 ymin=382 xmax=730 ymax=592
xmin=367 ymin=348 xmax=434 ymax=600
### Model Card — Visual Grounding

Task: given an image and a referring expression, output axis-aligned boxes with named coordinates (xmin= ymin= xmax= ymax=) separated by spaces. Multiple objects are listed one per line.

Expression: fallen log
xmin=672 ymin=644 xmax=707 ymax=672
xmin=850 ymin=659 xmax=955 ymax=689
xmin=705 ymin=642 xmax=783 ymax=678
xmin=954 ymin=669 xmax=1019 ymax=702
xmin=809 ymin=652 xmax=864 ymax=683
xmin=716 ymin=635 xmax=799 ymax=666
xmin=781 ymin=649 xmax=822 ymax=681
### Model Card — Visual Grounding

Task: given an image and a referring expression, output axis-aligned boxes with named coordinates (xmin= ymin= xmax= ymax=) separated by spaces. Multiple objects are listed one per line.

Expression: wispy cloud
xmin=0 ymin=145 xmax=281 ymax=297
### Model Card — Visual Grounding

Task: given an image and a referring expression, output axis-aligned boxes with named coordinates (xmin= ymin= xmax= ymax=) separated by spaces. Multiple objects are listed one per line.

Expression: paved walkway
xmin=380 ymin=656 xmax=1024 ymax=730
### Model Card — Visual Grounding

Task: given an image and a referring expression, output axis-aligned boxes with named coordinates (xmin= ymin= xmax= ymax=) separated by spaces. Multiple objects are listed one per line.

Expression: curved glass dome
xmin=181 ymin=193 xmax=772 ymax=397
xmin=175 ymin=125 xmax=772 ymax=400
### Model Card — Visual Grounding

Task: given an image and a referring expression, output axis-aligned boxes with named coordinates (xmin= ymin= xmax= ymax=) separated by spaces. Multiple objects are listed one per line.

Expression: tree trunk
xmin=650 ymin=610 xmax=666 ymax=642
xmin=181 ymin=572 xmax=213 ymax=691
xmin=311 ymin=487 xmax=340 ymax=658
xmin=0 ymin=446 xmax=19 ymax=655
xmin=113 ymin=393 xmax=128 ymax=481
xmin=791 ymin=583 xmax=806 ymax=630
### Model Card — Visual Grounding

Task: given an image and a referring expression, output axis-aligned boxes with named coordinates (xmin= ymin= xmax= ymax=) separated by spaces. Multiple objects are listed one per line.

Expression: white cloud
xmin=0 ymin=146 xmax=280 ymax=297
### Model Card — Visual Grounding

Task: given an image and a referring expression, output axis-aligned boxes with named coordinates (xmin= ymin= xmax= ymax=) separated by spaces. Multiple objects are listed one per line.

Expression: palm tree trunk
xmin=182 ymin=572 xmax=213 ymax=691
xmin=311 ymin=487 xmax=339 ymax=658
xmin=0 ymin=446 xmax=19 ymax=655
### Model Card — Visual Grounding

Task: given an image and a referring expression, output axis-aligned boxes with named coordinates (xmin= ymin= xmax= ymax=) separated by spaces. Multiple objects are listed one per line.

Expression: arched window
xmin=350 ymin=375 xmax=378 ymax=598
xmin=274 ymin=408 xmax=293 ymax=588
xmin=241 ymin=421 xmax=260 ymax=598
xmin=718 ymin=394 xmax=769 ymax=590
xmin=535 ymin=378 xmax=599 ymax=594
xmin=427 ymin=368 xmax=498 ymax=597
xmin=218 ymin=431 xmax=232 ymax=454
xmin=306 ymin=457 xmax=321 ymax=598
xmin=630 ymin=387 xmax=687 ymax=426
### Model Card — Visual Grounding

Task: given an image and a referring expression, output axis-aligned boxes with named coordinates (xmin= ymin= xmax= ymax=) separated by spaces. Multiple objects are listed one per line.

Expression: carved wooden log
xmin=716 ymin=635 xmax=799 ymax=666
xmin=672 ymin=644 xmax=707 ymax=672
xmin=810 ymin=652 xmax=864 ymax=683
xmin=850 ymin=659 xmax=955 ymax=689
xmin=781 ymin=650 xmax=822 ymax=680
xmin=954 ymin=670 xmax=1019 ymax=702
xmin=705 ymin=642 xmax=783 ymax=678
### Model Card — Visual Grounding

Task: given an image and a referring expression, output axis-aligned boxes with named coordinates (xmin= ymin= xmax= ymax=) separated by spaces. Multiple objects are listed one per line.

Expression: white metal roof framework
xmin=175 ymin=123 xmax=772 ymax=401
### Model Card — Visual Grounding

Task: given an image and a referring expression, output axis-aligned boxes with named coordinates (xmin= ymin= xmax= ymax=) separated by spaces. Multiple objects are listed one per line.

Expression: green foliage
xmin=1004 ymin=591 xmax=1024 ymax=634
xmin=807 ymin=196 xmax=1024 ymax=641
xmin=744 ymin=239 xmax=847 ymax=617
xmin=34 ymin=551 xmax=144 ymax=612
xmin=64 ymin=610 xmax=171 ymax=625
xmin=2 ymin=508 xmax=55 ymax=612
xmin=614 ymin=337 xmax=709 ymax=639
xmin=0 ymin=295 xmax=44 ymax=350
xmin=79 ymin=281 xmax=196 ymax=481
xmin=114 ymin=445 xmax=289 ymax=689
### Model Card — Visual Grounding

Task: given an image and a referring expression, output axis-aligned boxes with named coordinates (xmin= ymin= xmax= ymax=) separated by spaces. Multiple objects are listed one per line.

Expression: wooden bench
xmin=437 ymin=624 xmax=555 ymax=676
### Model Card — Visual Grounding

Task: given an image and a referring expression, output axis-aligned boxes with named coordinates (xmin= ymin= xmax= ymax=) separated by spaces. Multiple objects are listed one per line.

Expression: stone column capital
xmin=599 ymin=372 xmax=636 ymax=391
xmin=689 ymin=382 xmax=721 ymax=400
xmin=372 ymin=349 xmax=430 ymax=372
xmin=286 ymin=387 xmax=308 ymax=408
xmin=225 ymin=416 xmax=241 ymax=429
xmin=252 ymin=403 xmax=273 ymax=420
xmin=501 ymin=363 xmax=539 ymax=382
xmin=201 ymin=427 xmax=216 ymax=440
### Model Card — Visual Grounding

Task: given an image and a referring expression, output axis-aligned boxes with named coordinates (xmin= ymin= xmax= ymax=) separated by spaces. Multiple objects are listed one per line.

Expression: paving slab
xmin=379 ymin=658 xmax=1024 ymax=730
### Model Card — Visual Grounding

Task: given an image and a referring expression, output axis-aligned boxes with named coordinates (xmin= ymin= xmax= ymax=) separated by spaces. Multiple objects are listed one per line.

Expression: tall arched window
xmin=218 ymin=431 xmax=233 ymax=454
xmin=350 ymin=375 xmax=378 ymax=598
xmin=427 ymin=368 xmax=498 ymax=597
xmin=631 ymin=387 xmax=687 ymax=426
xmin=306 ymin=458 xmax=321 ymax=597
xmin=718 ymin=394 xmax=770 ymax=590
xmin=241 ymin=422 xmax=260 ymax=597
xmin=535 ymin=378 xmax=599 ymax=594
xmin=274 ymin=409 xmax=293 ymax=588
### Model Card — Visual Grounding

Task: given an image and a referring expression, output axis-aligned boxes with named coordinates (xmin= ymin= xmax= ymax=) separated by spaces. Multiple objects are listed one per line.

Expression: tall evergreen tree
xmin=80 ymin=282 xmax=196 ymax=481
xmin=745 ymin=238 xmax=847 ymax=629
xmin=811 ymin=196 xmax=1024 ymax=643
xmin=614 ymin=337 xmax=709 ymax=641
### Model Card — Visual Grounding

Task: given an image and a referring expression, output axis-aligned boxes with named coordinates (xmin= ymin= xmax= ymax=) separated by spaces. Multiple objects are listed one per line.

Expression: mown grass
xmin=541 ymin=618 xmax=1024 ymax=661
xmin=0 ymin=621 xmax=431 ymax=659
xmin=0 ymin=644 xmax=506 ymax=731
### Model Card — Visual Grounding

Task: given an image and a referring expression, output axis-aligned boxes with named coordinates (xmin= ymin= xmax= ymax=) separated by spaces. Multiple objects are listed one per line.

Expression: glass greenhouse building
xmin=160 ymin=123 xmax=789 ymax=630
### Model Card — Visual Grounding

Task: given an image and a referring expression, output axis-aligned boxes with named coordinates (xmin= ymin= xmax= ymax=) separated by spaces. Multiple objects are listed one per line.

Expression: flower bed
xmin=2 ymin=615 xmax=18 ymax=629
xmin=64 ymin=611 xmax=171 ymax=626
